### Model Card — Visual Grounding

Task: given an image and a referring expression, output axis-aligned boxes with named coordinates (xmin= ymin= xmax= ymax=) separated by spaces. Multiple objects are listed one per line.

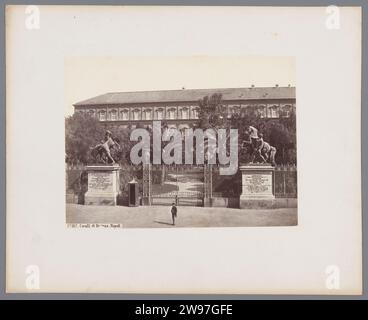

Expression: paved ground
xmin=66 ymin=204 xmax=297 ymax=228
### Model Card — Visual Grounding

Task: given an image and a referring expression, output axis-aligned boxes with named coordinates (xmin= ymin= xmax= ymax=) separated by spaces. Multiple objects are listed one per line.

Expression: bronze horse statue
xmin=90 ymin=130 xmax=121 ymax=164
xmin=241 ymin=131 xmax=277 ymax=166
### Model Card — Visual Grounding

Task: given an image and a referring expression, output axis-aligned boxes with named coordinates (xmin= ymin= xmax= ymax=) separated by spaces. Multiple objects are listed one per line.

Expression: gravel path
xmin=66 ymin=204 xmax=297 ymax=228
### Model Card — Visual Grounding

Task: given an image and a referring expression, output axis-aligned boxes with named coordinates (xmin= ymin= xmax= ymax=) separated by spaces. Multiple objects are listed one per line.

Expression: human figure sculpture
xmin=241 ymin=126 xmax=277 ymax=166
xmin=256 ymin=133 xmax=277 ymax=166
xmin=247 ymin=125 xmax=260 ymax=151
xmin=90 ymin=130 xmax=121 ymax=164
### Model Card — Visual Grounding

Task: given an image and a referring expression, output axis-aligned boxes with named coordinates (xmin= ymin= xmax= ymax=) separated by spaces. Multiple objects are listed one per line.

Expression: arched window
xmin=181 ymin=107 xmax=189 ymax=119
xmin=269 ymin=105 xmax=279 ymax=118
xmin=179 ymin=124 xmax=190 ymax=138
xmin=99 ymin=110 xmax=106 ymax=121
xmin=133 ymin=109 xmax=141 ymax=121
xmin=110 ymin=109 xmax=117 ymax=121
xmin=156 ymin=108 xmax=164 ymax=120
xmin=281 ymin=105 xmax=291 ymax=117
xmin=167 ymin=108 xmax=176 ymax=120
xmin=192 ymin=108 xmax=199 ymax=119
xmin=143 ymin=109 xmax=152 ymax=120
xmin=258 ymin=105 xmax=267 ymax=118
xmin=120 ymin=109 xmax=129 ymax=120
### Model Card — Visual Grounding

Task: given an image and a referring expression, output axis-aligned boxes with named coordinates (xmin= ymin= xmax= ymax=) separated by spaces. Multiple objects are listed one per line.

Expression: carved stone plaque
xmin=84 ymin=165 xmax=120 ymax=206
xmin=88 ymin=172 xmax=113 ymax=192
xmin=239 ymin=165 xmax=275 ymax=203
xmin=243 ymin=173 xmax=272 ymax=196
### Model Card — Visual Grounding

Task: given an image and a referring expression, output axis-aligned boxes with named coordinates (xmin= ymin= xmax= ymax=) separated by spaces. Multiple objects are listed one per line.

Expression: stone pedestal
xmin=84 ymin=164 xmax=120 ymax=206
xmin=239 ymin=164 xmax=275 ymax=209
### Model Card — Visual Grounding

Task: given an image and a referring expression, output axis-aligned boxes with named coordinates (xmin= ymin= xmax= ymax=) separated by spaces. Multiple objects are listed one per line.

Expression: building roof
xmin=74 ymin=86 xmax=295 ymax=106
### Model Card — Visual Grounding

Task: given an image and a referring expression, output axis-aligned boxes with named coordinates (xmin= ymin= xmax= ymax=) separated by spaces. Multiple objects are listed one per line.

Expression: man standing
xmin=171 ymin=202 xmax=177 ymax=226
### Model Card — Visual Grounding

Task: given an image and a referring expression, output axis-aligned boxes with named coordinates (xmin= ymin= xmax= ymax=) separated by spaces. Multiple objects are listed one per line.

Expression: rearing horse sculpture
xmin=90 ymin=130 xmax=121 ymax=164
xmin=241 ymin=127 xmax=277 ymax=166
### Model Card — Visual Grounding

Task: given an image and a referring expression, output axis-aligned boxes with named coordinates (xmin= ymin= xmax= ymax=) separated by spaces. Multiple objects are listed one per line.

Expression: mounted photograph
xmin=6 ymin=5 xmax=362 ymax=295
xmin=65 ymin=56 xmax=297 ymax=228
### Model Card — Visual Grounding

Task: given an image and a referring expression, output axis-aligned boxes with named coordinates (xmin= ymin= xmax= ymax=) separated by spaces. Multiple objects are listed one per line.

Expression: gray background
xmin=0 ymin=0 xmax=366 ymax=299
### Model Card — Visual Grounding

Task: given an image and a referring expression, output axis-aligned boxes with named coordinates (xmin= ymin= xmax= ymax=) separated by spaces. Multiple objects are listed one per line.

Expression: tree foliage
xmin=65 ymin=112 xmax=133 ymax=165
xmin=65 ymin=112 xmax=105 ymax=165
xmin=197 ymin=94 xmax=297 ymax=165
xmin=198 ymin=93 xmax=227 ymax=131
xmin=66 ymin=95 xmax=297 ymax=166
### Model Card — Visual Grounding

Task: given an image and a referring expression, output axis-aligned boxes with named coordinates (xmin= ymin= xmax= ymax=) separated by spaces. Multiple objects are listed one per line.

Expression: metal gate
xmin=151 ymin=191 xmax=204 ymax=206
xmin=150 ymin=165 xmax=205 ymax=206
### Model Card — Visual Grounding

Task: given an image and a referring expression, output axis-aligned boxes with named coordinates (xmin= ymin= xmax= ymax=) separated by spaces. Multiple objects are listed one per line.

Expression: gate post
xmin=203 ymin=164 xmax=213 ymax=207
xmin=142 ymin=163 xmax=152 ymax=205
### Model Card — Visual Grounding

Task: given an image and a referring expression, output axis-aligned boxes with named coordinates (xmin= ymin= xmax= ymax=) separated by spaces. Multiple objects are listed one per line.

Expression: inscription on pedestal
xmin=88 ymin=172 xmax=113 ymax=192
xmin=239 ymin=165 xmax=275 ymax=205
xmin=84 ymin=165 xmax=120 ymax=206
xmin=243 ymin=173 xmax=272 ymax=195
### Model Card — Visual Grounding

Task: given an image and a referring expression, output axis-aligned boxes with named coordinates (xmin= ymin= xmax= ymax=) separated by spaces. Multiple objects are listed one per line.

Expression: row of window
xmin=228 ymin=105 xmax=293 ymax=118
xmin=87 ymin=107 xmax=199 ymax=122
xmin=258 ymin=106 xmax=291 ymax=118
xmin=82 ymin=104 xmax=293 ymax=121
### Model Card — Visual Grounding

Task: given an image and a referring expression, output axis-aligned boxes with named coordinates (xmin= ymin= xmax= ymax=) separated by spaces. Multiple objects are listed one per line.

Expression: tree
xmin=198 ymin=93 xmax=227 ymax=131
xmin=65 ymin=112 xmax=105 ymax=165
xmin=265 ymin=121 xmax=292 ymax=164
xmin=108 ymin=125 xmax=136 ymax=165
xmin=197 ymin=94 xmax=297 ymax=165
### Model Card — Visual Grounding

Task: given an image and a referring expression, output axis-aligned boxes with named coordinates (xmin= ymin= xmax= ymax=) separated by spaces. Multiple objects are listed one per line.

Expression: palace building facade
xmin=73 ymin=86 xmax=296 ymax=130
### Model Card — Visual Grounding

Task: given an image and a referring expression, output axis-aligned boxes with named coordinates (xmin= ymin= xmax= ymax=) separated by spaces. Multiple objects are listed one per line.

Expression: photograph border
xmin=0 ymin=0 xmax=366 ymax=299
